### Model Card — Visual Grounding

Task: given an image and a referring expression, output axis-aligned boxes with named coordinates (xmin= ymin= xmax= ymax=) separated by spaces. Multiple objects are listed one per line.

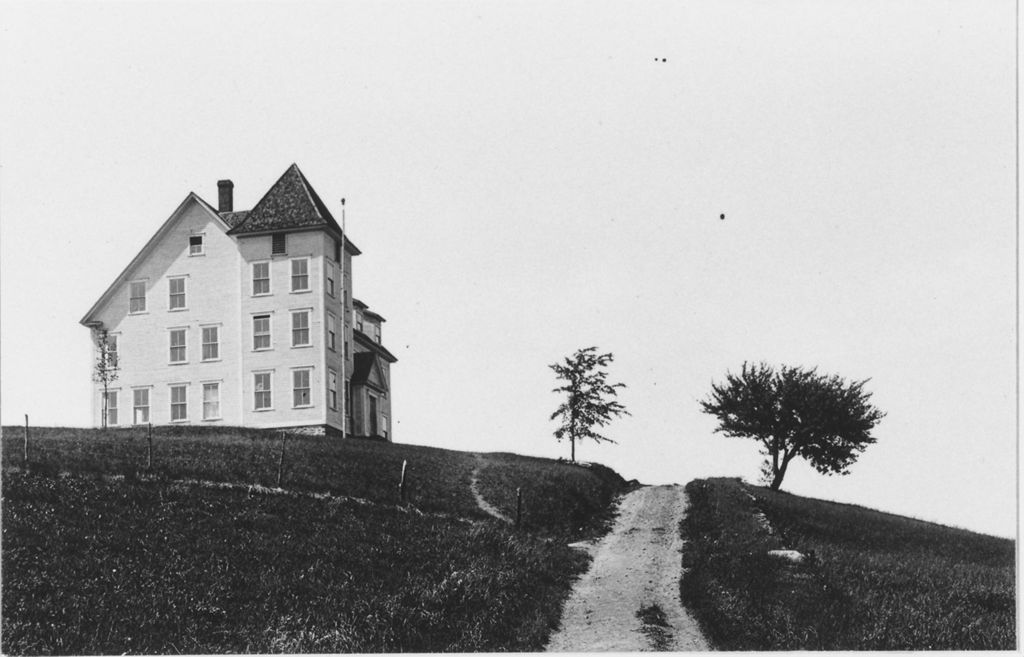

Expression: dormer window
xmin=272 ymin=233 xmax=287 ymax=255
xmin=189 ymin=235 xmax=204 ymax=256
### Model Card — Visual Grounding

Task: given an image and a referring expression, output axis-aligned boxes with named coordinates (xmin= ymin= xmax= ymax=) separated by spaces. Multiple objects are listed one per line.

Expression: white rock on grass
xmin=767 ymin=549 xmax=805 ymax=564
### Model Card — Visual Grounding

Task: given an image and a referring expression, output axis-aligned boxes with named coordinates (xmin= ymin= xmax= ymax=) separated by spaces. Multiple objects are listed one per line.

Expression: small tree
xmin=700 ymin=362 xmax=885 ymax=491
xmin=93 ymin=330 xmax=119 ymax=429
xmin=549 ymin=347 xmax=630 ymax=463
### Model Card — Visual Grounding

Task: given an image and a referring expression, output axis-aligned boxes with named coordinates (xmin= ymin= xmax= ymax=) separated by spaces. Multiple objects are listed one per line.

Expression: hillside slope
xmin=681 ymin=477 xmax=1015 ymax=650
xmin=1 ymin=427 xmax=626 ymax=653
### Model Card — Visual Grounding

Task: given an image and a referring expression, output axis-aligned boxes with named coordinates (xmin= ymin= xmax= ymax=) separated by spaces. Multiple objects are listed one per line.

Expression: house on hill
xmin=80 ymin=164 xmax=397 ymax=439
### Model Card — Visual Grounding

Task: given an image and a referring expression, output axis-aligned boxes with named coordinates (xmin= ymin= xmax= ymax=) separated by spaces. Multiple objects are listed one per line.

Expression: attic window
xmin=272 ymin=233 xmax=287 ymax=255
xmin=334 ymin=239 xmax=341 ymax=262
xmin=189 ymin=235 xmax=204 ymax=256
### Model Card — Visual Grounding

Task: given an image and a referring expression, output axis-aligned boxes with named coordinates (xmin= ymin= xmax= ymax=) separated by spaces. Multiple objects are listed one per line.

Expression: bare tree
xmin=550 ymin=347 xmax=630 ymax=463
xmin=93 ymin=330 xmax=119 ymax=429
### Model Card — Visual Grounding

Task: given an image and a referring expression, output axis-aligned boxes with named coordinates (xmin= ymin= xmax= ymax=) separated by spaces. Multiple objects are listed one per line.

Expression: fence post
xmin=23 ymin=414 xmax=28 ymax=464
xmin=147 ymin=422 xmax=153 ymax=470
xmin=516 ymin=487 xmax=523 ymax=527
xmin=276 ymin=431 xmax=287 ymax=488
xmin=398 ymin=459 xmax=408 ymax=503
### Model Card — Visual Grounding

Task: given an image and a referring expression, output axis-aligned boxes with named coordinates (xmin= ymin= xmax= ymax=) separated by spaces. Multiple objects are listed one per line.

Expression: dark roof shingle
xmin=227 ymin=164 xmax=359 ymax=253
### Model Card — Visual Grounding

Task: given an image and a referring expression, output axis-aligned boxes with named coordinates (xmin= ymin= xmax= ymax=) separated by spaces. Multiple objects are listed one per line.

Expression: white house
xmin=80 ymin=164 xmax=396 ymax=439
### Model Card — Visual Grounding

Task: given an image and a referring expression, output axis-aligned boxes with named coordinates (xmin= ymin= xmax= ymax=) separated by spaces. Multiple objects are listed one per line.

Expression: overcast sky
xmin=1 ymin=1 xmax=1016 ymax=537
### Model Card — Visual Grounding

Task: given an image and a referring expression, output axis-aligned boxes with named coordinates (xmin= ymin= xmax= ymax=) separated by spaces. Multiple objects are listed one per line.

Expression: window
xmin=355 ymin=312 xmax=364 ymax=332
xmin=334 ymin=239 xmax=341 ymax=262
xmin=169 ymin=277 xmax=186 ymax=310
xmin=326 ymin=262 xmax=335 ymax=297
xmin=170 ymin=384 xmax=187 ymax=421
xmin=189 ymin=235 xmax=204 ymax=256
xmin=133 ymin=388 xmax=149 ymax=424
xmin=254 ymin=372 xmax=272 ymax=410
xmin=345 ymin=382 xmax=352 ymax=418
xmin=104 ymin=334 xmax=118 ymax=368
xmin=104 ymin=390 xmax=118 ymax=426
xmin=382 ymin=414 xmax=389 ymax=439
xmin=252 ymin=262 xmax=270 ymax=295
xmin=327 ymin=312 xmax=336 ymax=351
xmin=293 ymin=369 xmax=311 ymax=407
xmin=272 ymin=233 xmax=287 ymax=255
xmin=202 ymin=383 xmax=221 ymax=420
xmin=202 ymin=326 xmax=219 ymax=361
xmin=253 ymin=315 xmax=271 ymax=350
xmin=291 ymin=258 xmax=309 ymax=292
xmin=129 ymin=281 xmax=147 ymax=313
xmin=329 ymin=369 xmax=338 ymax=410
xmin=291 ymin=310 xmax=310 ymax=346
xmin=373 ymin=324 xmax=381 ymax=344
xmin=169 ymin=329 xmax=187 ymax=363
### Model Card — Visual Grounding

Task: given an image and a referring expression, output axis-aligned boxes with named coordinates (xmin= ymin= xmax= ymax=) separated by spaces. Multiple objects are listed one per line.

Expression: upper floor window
xmin=373 ymin=324 xmax=381 ymax=344
xmin=272 ymin=233 xmax=287 ymax=255
xmin=355 ymin=312 xmax=364 ymax=333
xmin=328 ymin=369 xmax=338 ymax=410
xmin=169 ymin=328 xmax=187 ymax=363
xmin=253 ymin=315 xmax=271 ymax=351
xmin=189 ymin=235 xmax=204 ymax=256
xmin=252 ymin=262 xmax=270 ymax=295
xmin=129 ymin=281 xmax=147 ymax=313
xmin=326 ymin=262 xmax=335 ymax=297
xmin=169 ymin=277 xmax=186 ymax=310
xmin=334 ymin=239 xmax=342 ymax=263
xmin=201 ymin=326 xmax=219 ymax=361
xmin=102 ymin=334 xmax=119 ymax=368
xmin=291 ymin=310 xmax=310 ymax=347
xmin=327 ymin=312 xmax=337 ymax=351
xmin=291 ymin=258 xmax=309 ymax=292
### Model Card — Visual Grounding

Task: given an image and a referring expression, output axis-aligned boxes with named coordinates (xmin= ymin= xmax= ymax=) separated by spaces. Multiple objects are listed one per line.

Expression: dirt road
xmin=546 ymin=485 xmax=709 ymax=652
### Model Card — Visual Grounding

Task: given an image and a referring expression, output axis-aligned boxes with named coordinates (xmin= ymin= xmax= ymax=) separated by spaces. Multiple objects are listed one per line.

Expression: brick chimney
xmin=217 ymin=180 xmax=234 ymax=212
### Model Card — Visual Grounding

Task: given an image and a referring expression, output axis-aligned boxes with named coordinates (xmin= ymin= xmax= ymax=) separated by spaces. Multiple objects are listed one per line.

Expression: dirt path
xmin=469 ymin=454 xmax=512 ymax=523
xmin=546 ymin=485 xmax=709 ymax=652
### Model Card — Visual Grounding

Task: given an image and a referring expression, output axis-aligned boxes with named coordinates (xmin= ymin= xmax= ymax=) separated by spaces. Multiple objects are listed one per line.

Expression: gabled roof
xmin=351 ymin=352 xmax=389 ymax=392
xmin=227 ymin=163 xmax=361 ymax=254
xmin=219 ymin=210 xmax=249 ymax=228
xmin=354 ymin=329 xmax=398 ymax=363
xmin=81 ymin=193 xmax=227 ymax=326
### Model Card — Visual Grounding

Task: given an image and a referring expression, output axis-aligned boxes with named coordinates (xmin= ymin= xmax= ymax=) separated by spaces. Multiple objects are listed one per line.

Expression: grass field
xmin=1 ymin=426 xmax=627 ymax=654
xmin=1 ymin=426 xmax=621 ymax=536
xmin=681 ymin=477 xmax=1015 ymax=650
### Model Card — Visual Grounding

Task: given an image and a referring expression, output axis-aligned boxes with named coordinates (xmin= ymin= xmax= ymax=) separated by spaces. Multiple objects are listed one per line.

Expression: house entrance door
xmin=369 ymin=396 xmax=378 ymax=435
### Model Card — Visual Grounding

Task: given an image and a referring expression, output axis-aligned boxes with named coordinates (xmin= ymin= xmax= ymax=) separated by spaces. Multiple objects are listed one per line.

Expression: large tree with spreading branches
xmin=700 ymin=362 xmax=885 ymax=490
xmin=549 ymin=347 xmax=630 ymax=463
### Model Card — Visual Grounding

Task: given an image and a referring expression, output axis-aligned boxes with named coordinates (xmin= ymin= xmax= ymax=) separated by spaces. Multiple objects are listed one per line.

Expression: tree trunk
xmin=570 ymin=435 xmax=576 ymax=463
xmin=770 ymin=451 xmax=795 ymax=490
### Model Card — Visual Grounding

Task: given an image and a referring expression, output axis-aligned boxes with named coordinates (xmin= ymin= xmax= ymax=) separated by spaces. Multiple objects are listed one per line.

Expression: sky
xmin=0 ymin=1 xmax=1016 ymax=538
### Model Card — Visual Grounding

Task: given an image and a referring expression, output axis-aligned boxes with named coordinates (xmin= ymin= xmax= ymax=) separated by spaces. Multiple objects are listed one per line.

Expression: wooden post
xmin=276 ymin=431 xmax=287 ymax=488
xmin=398 ymin=459 xmax=408 ymax=503
xmin=146 ymin=422 xmax=153 ymax=470
xmin=23 ymin=414 xmax=28 ymax=463
xmin=516 ymin=487 xmax=523 ymax=527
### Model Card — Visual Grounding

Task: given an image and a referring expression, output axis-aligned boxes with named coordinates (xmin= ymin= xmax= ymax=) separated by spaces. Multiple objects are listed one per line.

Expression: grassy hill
xmin=1 ymin=426 xmax=626 ymax=654
xmin=681 ymin=477 xmax=1015 ymax=651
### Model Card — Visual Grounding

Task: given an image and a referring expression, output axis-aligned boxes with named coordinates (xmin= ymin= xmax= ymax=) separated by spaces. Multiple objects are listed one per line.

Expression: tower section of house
xmin=351 ymin=299 xmax=397 ymax=440
xmin=80 ymin=164 xmax=396 ymax=439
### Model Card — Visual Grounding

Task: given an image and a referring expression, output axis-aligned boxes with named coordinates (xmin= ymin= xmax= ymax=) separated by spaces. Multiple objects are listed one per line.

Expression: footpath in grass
xmin=680 ymin=477 xmax=1015 ymax=650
